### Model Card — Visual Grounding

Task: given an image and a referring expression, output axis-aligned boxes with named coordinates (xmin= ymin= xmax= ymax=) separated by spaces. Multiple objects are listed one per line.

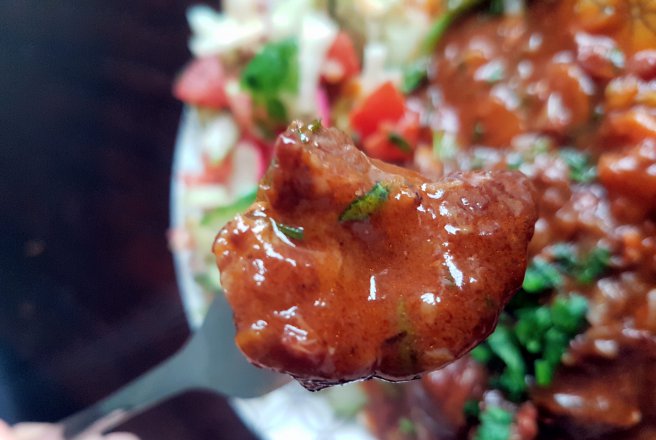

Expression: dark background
xmin=0 ymin=1 xmax=256 ymax=438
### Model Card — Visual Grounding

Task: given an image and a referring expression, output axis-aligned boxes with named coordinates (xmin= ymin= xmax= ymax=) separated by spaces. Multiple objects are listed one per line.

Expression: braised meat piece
xmin=213 ymin=121 xmax=538 ymax=389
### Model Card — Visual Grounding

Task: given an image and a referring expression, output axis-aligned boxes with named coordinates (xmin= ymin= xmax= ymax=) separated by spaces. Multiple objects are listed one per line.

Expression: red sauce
xmin=213 ymin=122 xmax=537 ymax=389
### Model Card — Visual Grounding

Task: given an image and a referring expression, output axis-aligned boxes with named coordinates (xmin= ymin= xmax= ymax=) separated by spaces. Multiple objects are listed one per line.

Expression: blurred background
xmin=0 ymin=1 xmax=255 ymax=438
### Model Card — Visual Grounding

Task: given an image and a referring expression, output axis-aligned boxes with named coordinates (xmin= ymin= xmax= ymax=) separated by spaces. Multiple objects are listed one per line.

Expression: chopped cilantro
xmin=398 ymin=417 xmax=416 ymax=435
xmin=475 ymin=291 xmax=590 ymax=393
xmin=339 ymin=183 xmax=390 ymax=222
xmin=474 ymin=406 xmax=513 ymax=440
xmin=534 ymin=359 xmax=553 ymax=386
xmin=276 ymin=223 xmax=304 ymax=240
xmin=550 ymin=243 xmax=579 ymax=273
xmin=514 ymin=307 xmax=552 ymax=353
xmin=551 ymin=293 xmax=588 ymax=334
xmin=549 ymin=243 xmax=611 ymax=284
xmin=420 ymin=0 xmax=484 ymax=56
xmin=464 ymin=399 xmax=481 ymax=418
xmin=522 ymin=259 xmax=563 ymax=293
xmin=559 ymin=148 xmax=597 ymax=183
xmin=471 ymin=343 xmax=493 ymax=364
xmin=433 ymin=131 xmax=460 ymax=161
xmin=576 ymin=247 xmax=611 ymax=284
xmin=308 ymin=119 xmax=322 ymax=133
xmin=542 ymin=327 xmax=569 ymax=366
xmin=388 ymin=132 xmax=412 ymax=153
xmin=402 ymin=59 xmax=429 ymax=94
xmin=265 ymin=97 xmax=288 ymax=123
xmin=201 ymin=189 xmax=258 ymax=227
xmin=487 ymin=325 xmax=527 ymax=399
xmin=240 ymin=38 xmax=298 ymax=123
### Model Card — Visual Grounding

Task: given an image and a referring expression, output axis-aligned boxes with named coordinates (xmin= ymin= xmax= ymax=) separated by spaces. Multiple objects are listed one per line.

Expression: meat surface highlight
xmin=213 ymin=121 xmax=538 ymax=389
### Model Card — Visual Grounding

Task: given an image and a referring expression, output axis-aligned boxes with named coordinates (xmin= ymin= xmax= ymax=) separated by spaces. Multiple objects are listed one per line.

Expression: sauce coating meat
xmin=213 ymin=121 xmax=538 ymax=389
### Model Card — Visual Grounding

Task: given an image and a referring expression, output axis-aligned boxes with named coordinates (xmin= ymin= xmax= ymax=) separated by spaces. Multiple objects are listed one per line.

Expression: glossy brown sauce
xmin=214 ymin=122 xmax=537 ymax=388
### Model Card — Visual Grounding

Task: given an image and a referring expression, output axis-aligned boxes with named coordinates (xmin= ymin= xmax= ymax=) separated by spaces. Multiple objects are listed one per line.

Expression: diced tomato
xmin=323 ymin=32 xmax=360 ymax=83
xmin=350 ymin=82 xmax=407 ymax=139
xmin=173 ymin=57 xmax=228 ymax=109
xmin=362 ymin=111 xmax=420 ymax=162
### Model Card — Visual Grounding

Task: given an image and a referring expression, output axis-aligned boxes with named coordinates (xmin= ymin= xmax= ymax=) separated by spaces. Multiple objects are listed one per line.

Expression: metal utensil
xmin=61 ymin=293 xmax=288 ymax=439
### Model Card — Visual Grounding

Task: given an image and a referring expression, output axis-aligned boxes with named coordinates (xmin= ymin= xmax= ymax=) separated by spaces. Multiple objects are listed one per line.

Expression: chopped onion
xmin=294 ymin=12 xmax=338 ymax=116
xmin=187 ymin=5 xmax=265 ymax=57
xmin=200 ymin=113 xmax=239 ymax=163
xmin=228 ymin=141 xmax=266 ymax=195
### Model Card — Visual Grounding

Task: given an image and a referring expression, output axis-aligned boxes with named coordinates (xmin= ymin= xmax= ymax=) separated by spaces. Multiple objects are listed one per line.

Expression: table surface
xmin=0 ymin=1 xmax=257 ymax=438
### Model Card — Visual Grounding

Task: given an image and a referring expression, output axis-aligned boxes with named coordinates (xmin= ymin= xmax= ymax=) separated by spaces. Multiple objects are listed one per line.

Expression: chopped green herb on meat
xmin=474 ymin=406 xmax=513 ymax=440
xmin=560 ymin=148 xmax=597 ymax=183
xmin=201 ymin=189 xmax=258 ymax=227
xmin=420 ymin=0 xmax=485 ymax=56
xmin=522 ymin=259 xmax=563 ymax=293
xmin=576 ymin=247 xmax=611 ymax=284
xmin=398 ymin=417 xmax=416 ymax=435
xmin=549 ymin=243 xmax=611 ymax=284
xmin=401 ymin=59 xmax=429 ymax=94
xmin=276 ymin=223 xmax=305 ymax=240
xmin=339 ymin=182 xmax=390 ymax=222
xmin=487 ymin=325 xmax=527 ymax=400
xmin=464 ymin=399 xmax=481 ymax=418
xmin=474 ymin=292 xmax=589 ymax=394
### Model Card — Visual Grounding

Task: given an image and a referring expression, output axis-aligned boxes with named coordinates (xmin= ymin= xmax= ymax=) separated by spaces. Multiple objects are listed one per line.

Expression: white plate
xmin=170 ymin=109 xmax=374 ymax=440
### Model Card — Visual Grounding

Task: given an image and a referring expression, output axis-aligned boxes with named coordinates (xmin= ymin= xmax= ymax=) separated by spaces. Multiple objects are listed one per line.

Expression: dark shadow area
xmin=0 ymin=1 xmax=255 ymax=438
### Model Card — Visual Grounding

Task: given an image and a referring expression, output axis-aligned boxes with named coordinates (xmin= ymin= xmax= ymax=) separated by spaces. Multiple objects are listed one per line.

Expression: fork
xmin=61 ymin=293 xmax=289 ymax=439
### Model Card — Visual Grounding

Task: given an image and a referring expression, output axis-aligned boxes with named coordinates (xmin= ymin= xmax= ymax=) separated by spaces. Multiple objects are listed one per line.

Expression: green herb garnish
xmin=522 ymin=259 xmax=563 ymax=293
xmin=339 ymin=182 xmax=390 ymax=222
xmin=551 ymin=293 xmax=588 ymax=334
xmin=560 ymin=148 xmax=597 ymax=183
xmin=550 ymin=243 xmax=611 ymax=284
xmin=240 ymin=38 xmax=298 ymax=123
xmin=276 ymin=223 xmax=304 ymax=240
xmin=474 ymin=406 xmax=513 ymax=440
xmin=401 ymin=58 xmax=429 ymax=94
xmin=576 ymin=247 xmax=611 ymax=284
xmin=487 ymin=325 xmax=527 ymax=399
xmin=308 ymin=119 xmax=322 ymax=133
xmin=419 ymin=0 xmax=485 ymax=56
xmin=398 ymin=417 xmax=416 ymax=435
xmin=388 ymin=132 xmax=412 ymax=153
xmin=464 ymin=399 xmax=481 ymax=418
xmin=201 ymin=189 xmax=258 ymax=227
